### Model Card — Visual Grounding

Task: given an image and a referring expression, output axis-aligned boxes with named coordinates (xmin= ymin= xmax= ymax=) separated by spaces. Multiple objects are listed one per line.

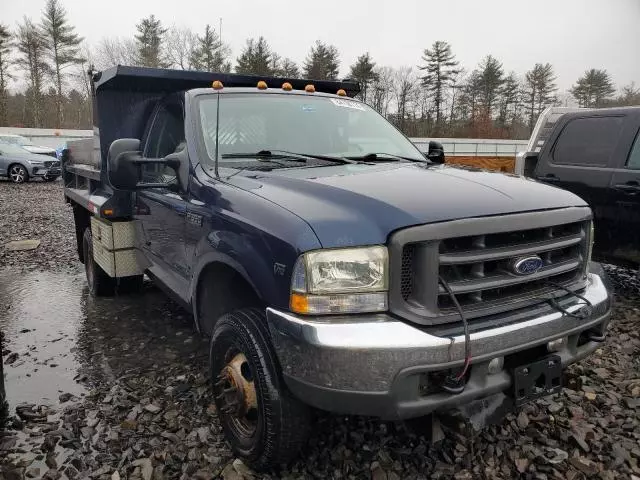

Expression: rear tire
xmin=210 ymin=308 xmax=311 ymax=470
xmin=8 ymin=164 xmax=28 ymax=184
xmin=82 ymin=227 xmax=116 ymax=296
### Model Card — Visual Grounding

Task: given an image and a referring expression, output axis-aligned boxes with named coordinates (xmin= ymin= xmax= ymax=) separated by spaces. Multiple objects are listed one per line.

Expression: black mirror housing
xmin=427 ymin=140 xmax=445 ymax=164
xmin=107 ymin=138 xmax=189 ymax=191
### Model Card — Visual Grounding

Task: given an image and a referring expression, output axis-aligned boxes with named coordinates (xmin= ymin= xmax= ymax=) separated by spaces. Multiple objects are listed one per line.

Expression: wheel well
xmin=72 ymin=203 xmax=91 ymax=264
xmin=196 ymin=262 xmax=262 ymax=336
xmin=7 ymin=163 xmax=26 ymax=174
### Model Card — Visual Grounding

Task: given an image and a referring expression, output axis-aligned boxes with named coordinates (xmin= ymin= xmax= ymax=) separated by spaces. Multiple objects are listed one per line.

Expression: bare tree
xmin=392 ymin=67 xmax=417 ymax=131
xmin=94 ymin=36 xmax=139 ymax=69
xmin=164 ymin=26 xmax=196 ymax=70
xmin=16 ymin=17 xmax=50 ymax=127
xmin=0 ymin=24 xmax=13 ymax=125
xmin=370 ymin=66 xmax=394 ymax=115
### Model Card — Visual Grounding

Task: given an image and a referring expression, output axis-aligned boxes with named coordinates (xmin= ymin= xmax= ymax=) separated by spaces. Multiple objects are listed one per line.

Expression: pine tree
xmin=570 ymin=69 xmax=615 ymax=107
xmin=497 ymin=72 xmax=522 ymax=129
xmin=0 ymin=24 xmax=13 ymax=125
xmin=16 ymin=18 xmax=50 ymax=127
xmin=418 ymin=41 xmax=459 ymax=128
xmin=235 ymin=37 xmax=274 ymax=76
xmin=190 ymin=24 xmax=229 ymax=72
xmin=303 ymin=41 xmax=340 ymax=80
xmin=524 ymin=63 xmax=557 ymax=130
xmin=349 ymin=53 xmax=378 ymax=104
xmin=476 ymin=55 xmax=504 ymax=116
xmin=41 ymin=0 xmax=83 ymax=128
xmin=135 ymin=15 xmax=167 ymax=68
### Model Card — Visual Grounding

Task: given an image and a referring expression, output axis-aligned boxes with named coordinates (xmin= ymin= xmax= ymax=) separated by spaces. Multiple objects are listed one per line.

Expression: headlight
xmin=27 ymin=160 xmax=44 ymax=165
xmin=290 ymin=246 xmax=388 ymax=315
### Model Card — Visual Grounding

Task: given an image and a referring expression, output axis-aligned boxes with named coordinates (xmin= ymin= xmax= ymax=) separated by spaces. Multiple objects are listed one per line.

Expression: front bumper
xmin=266 ymin=270 xmax=611 ymax=420
xmin=28 ymin=164 xmax=61 ymax=177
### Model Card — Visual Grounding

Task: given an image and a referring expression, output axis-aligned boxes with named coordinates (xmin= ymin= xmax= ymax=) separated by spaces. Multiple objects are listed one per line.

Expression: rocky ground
xmin=1 ymin=180 xmax=639 ymax=480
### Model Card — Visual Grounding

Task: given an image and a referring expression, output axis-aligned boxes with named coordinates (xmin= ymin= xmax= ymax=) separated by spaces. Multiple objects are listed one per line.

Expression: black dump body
xmin=93 ymin=65 xmax=360 ymax=170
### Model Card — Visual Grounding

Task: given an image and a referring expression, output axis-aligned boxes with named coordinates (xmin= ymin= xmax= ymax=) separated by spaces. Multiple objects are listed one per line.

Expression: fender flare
xmin=190 ymin=251 xmax=265 ymax=334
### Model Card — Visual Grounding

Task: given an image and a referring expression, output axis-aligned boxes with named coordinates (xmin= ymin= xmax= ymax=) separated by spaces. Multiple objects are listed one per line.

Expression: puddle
xmin=0 ymin=270 xmax=207 ymax=412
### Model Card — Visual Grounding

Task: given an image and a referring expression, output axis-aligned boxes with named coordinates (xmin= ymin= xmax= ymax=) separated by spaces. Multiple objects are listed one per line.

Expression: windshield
xmin=197 ymin=93 xmax=425 ymax=170
xmin=0 ymin=141 xmax=32 ymax=155
xmin=0 ymin=135 xmax=31 ymax=147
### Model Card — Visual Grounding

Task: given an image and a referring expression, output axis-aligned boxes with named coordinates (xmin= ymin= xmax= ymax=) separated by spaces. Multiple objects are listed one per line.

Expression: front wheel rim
xmin=215 ymin=351 xmax=259 ymax=438
xmin=9 ymin=166 xmax=25 ymax=183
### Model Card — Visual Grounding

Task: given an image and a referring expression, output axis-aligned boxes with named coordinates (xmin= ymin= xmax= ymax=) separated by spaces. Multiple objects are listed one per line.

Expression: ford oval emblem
xmin=511 ymin=256 xmax=544 ymax=276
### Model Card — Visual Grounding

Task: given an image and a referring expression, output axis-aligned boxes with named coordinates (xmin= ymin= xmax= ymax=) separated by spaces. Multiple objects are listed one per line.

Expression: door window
xmin=553 ymin=116 xmax=624 ymax=167
xmin=626 ymin=129 xmax=640 ymax=170
xmin=143 ymin=102 xmax=185 ymax=183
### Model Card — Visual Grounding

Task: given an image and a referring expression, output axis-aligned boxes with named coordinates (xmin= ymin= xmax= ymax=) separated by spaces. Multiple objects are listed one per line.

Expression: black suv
xmin=522 ymin=107 xmax=640 ymax=269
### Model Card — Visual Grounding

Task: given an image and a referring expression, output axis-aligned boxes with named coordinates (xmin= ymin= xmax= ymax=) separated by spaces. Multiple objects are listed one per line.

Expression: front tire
xmin=210 ymin=308 xmax=311 ymax=470
xmin=8 ymin=164 xmax=28 ymax=184
xmin=82 ymin=227 xmax=116 ymax=296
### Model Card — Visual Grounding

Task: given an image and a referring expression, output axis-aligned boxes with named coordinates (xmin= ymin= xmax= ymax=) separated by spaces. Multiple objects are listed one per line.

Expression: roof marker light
xmin=305 ymin=84 xmax=316 ymax=93
xmin=212 ymin=80 xmax=224 ymax=90
xmin=257 ymin=80 xmax=268 ymax=90
xmin=282 ymin=82 xmax=293 ymax=91
xmin=336 ymin=89 xmax=347 ymax=96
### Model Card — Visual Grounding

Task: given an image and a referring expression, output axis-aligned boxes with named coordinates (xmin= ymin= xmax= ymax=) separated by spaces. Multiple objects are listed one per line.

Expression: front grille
xmin=391 ymin=208 xmax=591 ymax=325
xmin=44 ymin=160 xmax=60 ymax=168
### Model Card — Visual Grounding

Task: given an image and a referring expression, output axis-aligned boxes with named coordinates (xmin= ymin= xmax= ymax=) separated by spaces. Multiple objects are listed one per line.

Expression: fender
xmin=189 ymin=246 xmax=276 ymax=334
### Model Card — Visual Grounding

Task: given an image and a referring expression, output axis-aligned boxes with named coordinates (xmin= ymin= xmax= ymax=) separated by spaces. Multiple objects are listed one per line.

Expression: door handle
xmin=541 ymin=173 xmax=561 ymax=182
xmin=614 ymin=184 xmax=640 ymax=194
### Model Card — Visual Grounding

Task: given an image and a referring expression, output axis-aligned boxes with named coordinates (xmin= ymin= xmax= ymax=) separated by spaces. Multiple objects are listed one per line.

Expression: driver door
xmin=135 ymin=98 xmax=190 ymax=300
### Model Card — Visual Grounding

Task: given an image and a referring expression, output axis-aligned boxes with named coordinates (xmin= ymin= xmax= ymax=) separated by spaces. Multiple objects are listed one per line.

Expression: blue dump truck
xmin=63 ymin=66 xmax=612 ymax=469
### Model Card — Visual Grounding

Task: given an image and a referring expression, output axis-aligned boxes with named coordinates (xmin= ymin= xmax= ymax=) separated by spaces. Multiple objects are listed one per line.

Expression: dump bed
xmin=63 ymin=65 xmax=360 ymax=218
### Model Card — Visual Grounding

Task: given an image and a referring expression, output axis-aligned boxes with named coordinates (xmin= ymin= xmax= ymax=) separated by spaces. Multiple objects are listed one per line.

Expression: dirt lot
xmin=1 ymin=180 xmax=639 ymax=480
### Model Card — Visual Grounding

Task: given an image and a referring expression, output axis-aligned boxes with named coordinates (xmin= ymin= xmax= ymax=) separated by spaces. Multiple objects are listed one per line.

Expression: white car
xmin=0 ymin=134 xmax=57 ymax=157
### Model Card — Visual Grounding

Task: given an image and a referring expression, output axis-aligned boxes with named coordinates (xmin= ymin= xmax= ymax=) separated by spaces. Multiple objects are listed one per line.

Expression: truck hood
xmin=232 ymin=163 xmax=588 ymax=247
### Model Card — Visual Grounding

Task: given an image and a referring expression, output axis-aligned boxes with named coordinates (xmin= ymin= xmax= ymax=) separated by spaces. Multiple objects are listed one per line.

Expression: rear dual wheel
xmin=210 ymin=308 xmax=311 ymax=470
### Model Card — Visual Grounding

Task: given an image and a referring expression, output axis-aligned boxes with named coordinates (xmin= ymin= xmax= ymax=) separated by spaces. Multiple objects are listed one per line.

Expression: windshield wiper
xmin=346 ymin=152 xmax=426 ymax=163
xmin=223 ymin=149 xmax=361 ymax=165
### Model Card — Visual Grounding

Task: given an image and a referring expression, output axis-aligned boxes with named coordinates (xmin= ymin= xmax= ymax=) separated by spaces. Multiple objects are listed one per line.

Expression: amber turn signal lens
xmin=257 ymin=80 xmax=268 ymax=90
xmin=336 ymin=89 xmax=347 ymax=96
xmin=102 ymin=209 xmax=113 ymax=216
xmin=290 ymin=293 xmax=309 ymax=314
xmin=305 ymin=84 xmax=315 ymax=93
xmin=282 ymin=82 xmax=293 ymax=91
xmin=212 ymin=80 xmax=224 ymax=90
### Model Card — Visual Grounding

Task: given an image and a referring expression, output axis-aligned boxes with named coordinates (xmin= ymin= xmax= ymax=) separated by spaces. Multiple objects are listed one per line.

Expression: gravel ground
xmin=0 ymin=179 xmax=77 ymax=273
xmin=1 ymin=180 xmax=640 ymax=480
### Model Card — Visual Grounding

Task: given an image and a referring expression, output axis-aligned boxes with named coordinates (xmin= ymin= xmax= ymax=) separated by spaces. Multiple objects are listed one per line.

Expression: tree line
xmin=1 ymin=2 xmax=639 ymax=138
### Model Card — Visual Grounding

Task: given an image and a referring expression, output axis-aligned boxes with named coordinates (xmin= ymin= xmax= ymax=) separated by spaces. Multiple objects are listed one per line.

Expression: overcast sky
xmin=3 ymin=0 xmax=640 ymax=92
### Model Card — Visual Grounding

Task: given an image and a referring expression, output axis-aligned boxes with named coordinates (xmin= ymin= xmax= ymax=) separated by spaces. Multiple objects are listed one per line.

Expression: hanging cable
xmin=439 ymin=275 xmax=472 ymax=394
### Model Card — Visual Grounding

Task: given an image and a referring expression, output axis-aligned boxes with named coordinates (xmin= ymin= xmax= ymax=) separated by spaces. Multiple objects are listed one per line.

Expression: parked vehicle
xmin=0 ymin=134 xmax=57 ymax=157
xmin=518 ymin=106 xmax=640 ymax=269
xmin=0 ymin=141 xmax=61 ymax=183
xmin=63 ymin=66 xmax=612 ymax=469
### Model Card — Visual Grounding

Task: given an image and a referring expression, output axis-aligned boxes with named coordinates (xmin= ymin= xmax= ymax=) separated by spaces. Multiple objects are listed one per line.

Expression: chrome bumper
xmin=266 ymin=272 xmax=611 ymax=419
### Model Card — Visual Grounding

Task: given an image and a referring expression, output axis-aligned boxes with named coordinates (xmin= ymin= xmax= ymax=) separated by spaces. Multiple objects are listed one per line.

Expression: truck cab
xmin=520 ymin=106 xmax=640 ymax=268
xmin=63 ymin=66 xmax=612 ymax=470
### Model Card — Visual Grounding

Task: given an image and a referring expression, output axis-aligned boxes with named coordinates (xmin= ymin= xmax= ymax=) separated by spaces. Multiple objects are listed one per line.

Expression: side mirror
xmin=108 ymin=138 xmax=188 ymax=191
xmin=427 ymin=141 xmax=445 ymax=164
xmin=515 ymin=151 xmax=539 ymax=177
